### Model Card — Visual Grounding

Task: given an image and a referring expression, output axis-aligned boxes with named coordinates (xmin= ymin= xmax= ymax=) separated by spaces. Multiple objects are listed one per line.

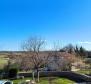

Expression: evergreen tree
xmin=79 ymin=46 xmax=86 ymax=58
xmin=74 ymin=45 xmax=80 ymax=56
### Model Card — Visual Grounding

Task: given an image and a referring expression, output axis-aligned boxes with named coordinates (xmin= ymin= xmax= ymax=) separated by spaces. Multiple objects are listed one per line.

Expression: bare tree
xmin=47 ymin=43 xmax=73 ymax=71
xmin=62 ymin=44 xmax=75 ymax=54
xmin=22 ymin=36 xmax=48 ymax=82
xmin=47 ymin=43 xmax=62 ymax=71
xmin=22 ymin=37 xmax=45 ymax=52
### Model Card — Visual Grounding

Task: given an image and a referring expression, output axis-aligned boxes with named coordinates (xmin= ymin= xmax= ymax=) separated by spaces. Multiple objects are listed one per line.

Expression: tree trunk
xmin=37 ymin=69 xmax=39 ymax=82
xmin=32 ymin=71 xmax=35 ymax=81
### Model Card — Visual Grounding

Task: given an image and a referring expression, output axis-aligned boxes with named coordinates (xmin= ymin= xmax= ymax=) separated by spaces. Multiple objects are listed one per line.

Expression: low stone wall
xmin=19 ymin=72 xmax=32 ymax=77
xmin=18 ymin=71 xmax=91 ymax=83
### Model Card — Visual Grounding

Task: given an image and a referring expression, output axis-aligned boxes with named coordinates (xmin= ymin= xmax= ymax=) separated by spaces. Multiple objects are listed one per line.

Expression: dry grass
xmin=0 ymin=55 xmax=9 ymax=69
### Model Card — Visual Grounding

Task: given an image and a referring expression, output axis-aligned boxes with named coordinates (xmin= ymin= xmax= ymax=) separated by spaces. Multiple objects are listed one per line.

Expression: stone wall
xmin=18 ymin=71 xmax=91 ymax=83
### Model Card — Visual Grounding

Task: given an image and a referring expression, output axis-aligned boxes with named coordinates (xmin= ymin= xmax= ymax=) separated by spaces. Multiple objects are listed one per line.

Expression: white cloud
xmin=79 ymin=41 xmax=91 ymax=44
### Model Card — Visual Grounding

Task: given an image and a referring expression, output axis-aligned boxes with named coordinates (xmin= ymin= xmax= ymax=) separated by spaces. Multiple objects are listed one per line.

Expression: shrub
xmin=8 ymin=68 xmax=18 ymax=79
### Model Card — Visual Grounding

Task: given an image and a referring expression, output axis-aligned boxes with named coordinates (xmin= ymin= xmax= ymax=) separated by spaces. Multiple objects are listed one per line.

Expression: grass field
xmin=13 ymin=77 xmax=75 ymax=84
xmin=76 ymin=69 xmax=91 ymax=75
xmin=0 ymin=55 xmax=9 ymax=69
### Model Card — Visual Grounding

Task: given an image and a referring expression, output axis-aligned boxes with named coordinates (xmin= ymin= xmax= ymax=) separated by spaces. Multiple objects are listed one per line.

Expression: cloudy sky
xmin=0 ymin=0 xmax=91 ymax=51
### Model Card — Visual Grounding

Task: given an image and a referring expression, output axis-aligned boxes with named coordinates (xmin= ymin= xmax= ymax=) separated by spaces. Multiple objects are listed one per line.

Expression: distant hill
xmin=0 ymin=50 xmax=91 ymax=58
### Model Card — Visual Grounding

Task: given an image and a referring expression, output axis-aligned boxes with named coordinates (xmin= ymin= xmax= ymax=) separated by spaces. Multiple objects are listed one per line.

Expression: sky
xmin=0 ymin=0 xmax=91 ymax=51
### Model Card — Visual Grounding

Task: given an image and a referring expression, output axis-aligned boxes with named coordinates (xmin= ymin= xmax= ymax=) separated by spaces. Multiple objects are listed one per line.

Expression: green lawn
xmin=76 ymin=69 xmax=91 ymax=75
xmin=39 ymin=77 xmax=75 ymax=84
xmin=13 ymin=78 xmax=32 ymax=84
xmin=0 ymin=57 xmax=8 ymax=69
xmin=13 ymin=77 xmax=75 ymax=84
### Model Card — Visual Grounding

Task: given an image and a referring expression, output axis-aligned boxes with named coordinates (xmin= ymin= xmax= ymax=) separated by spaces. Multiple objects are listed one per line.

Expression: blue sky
xmin=0 ymin=0 xmax=91 ymax=51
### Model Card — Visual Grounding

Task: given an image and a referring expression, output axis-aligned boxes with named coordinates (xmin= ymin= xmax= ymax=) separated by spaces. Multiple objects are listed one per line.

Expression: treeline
xmin=60 ymin=44 xmax=87 ymax=58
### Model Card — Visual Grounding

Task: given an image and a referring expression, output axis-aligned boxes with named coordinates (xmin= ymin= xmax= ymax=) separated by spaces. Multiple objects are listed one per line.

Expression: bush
xmin=0 ymin=69 xmax=3 ymax=74
xmin=8 ymin=68 xmax=18 ymax=79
